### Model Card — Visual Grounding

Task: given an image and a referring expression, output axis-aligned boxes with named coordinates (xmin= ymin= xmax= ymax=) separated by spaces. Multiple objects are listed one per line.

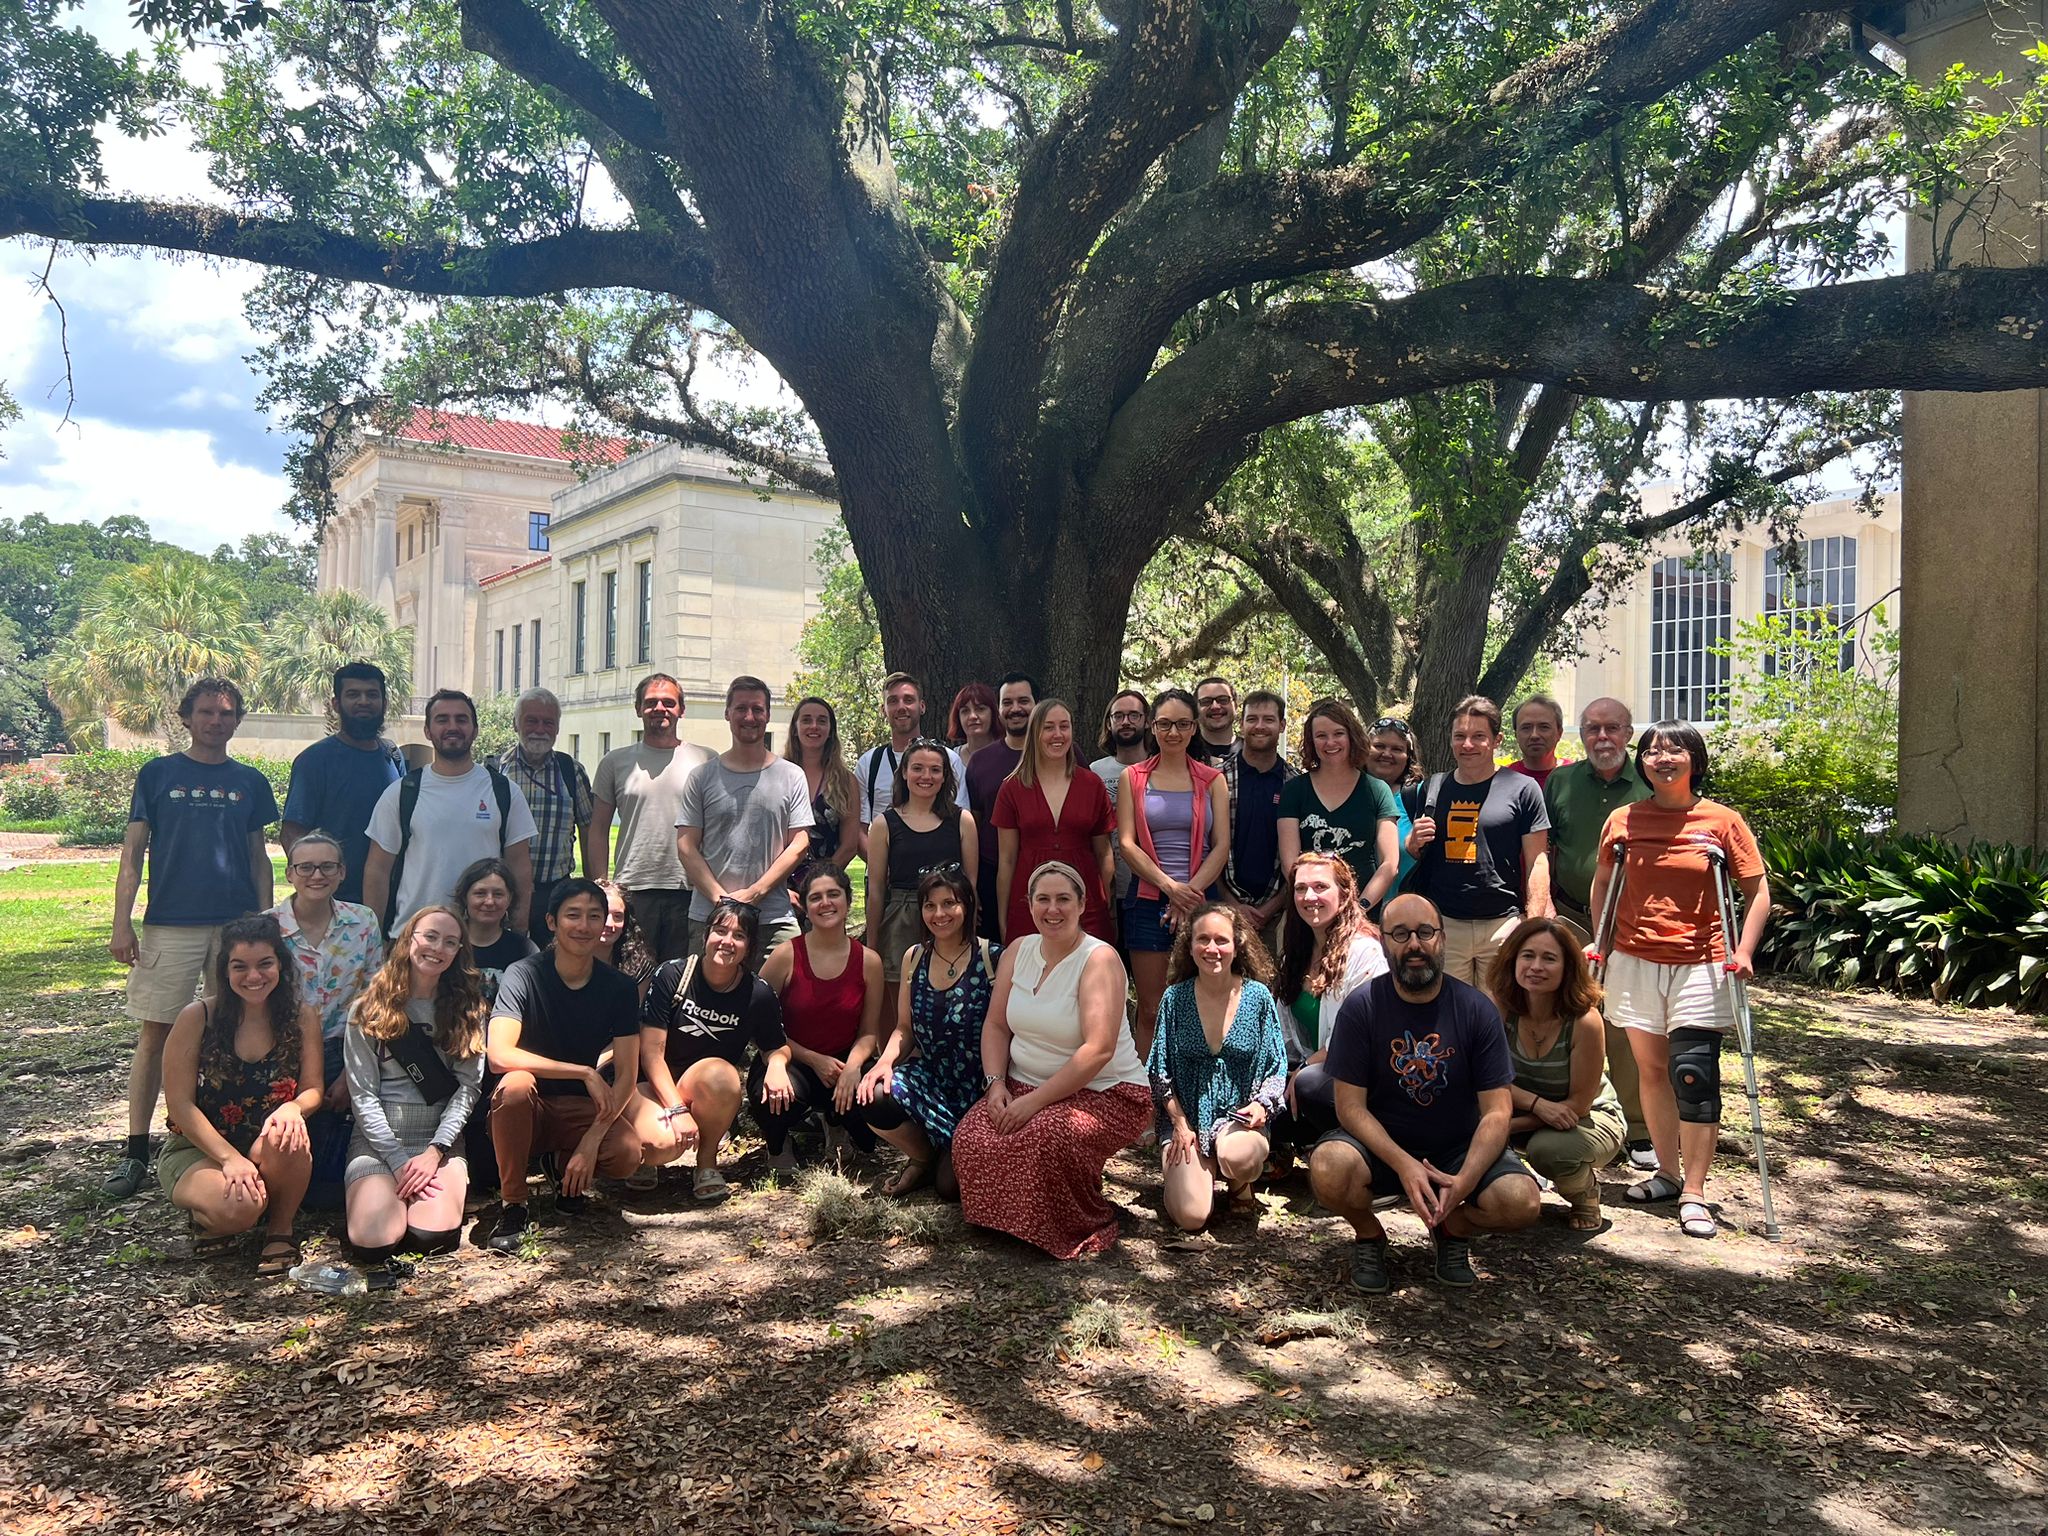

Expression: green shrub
xmin=1760 ymin=830 xmax=2048 ymax=1011
xmin=0 ymin=767 xmax=64 ymax=822
xmin=58 ymin=748 xmax=160 ymax=844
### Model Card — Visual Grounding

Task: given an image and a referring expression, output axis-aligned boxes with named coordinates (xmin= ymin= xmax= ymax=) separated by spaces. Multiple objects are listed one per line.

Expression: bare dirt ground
xmin=0 ymin=977 xmax=2042 ymax=1536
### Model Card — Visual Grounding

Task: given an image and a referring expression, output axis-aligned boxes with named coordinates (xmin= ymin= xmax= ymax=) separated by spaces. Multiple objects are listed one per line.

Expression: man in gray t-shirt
xmin=590 ymin=674 xmax=711 ymax=963
xmin=676 ymin=677 xmax=816 ymax=963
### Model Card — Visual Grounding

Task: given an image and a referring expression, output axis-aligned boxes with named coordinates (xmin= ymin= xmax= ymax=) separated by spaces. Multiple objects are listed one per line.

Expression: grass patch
xmin=0 ymin=860 xmax=125 ymax=996
xmin=1059 ymin=1296 xmax=1124 ymax=1355
xmin=795 ymin=1168 xmax=954 ymax=1244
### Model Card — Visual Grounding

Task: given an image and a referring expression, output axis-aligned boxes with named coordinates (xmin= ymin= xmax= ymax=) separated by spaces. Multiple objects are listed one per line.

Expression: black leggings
xmin=1278 ymin=1060 xmax=1341 ymax=1146
xmin=749 ymin=1059 xmax=878 ymax=1155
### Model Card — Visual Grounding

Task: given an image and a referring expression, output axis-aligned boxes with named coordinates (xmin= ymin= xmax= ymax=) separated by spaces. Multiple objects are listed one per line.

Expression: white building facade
xmin=316 ymin=411 xmax=840 ymax=755
xmin=1559 ymin=489 xmax=1903 ymax=727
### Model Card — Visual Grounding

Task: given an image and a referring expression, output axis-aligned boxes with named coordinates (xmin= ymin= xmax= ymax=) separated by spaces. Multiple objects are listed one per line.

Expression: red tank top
xmin=784 ymin=935 xmax=866 ymax=1056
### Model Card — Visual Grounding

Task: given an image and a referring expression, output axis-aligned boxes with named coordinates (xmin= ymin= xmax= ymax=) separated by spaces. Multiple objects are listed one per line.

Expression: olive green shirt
xmin=1544 ymin=758 xmax=1652 ymax=911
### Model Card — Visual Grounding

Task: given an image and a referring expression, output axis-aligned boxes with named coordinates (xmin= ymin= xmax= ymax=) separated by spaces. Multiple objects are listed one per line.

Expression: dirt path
xmin=0 ymin=979 xmax=2042 ymax=1535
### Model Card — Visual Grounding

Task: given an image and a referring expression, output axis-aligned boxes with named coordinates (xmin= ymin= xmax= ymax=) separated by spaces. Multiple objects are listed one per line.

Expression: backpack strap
xmin=486 ymin=763 xmax=514 ymax=851
xmin=865 ymin=745 xmax=895 ymax=816
xmin=385 ymin=767 xmax=426 ymax=934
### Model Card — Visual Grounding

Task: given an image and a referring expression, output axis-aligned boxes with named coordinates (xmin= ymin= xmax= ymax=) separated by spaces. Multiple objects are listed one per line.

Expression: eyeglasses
xmin=1109 ymin=710 xmax=1146 ymax=724
xmin=1383 ymin=924 xmax=1442 ymax=945
xmin=290 ymin=861 xmax=343 ymax=877
xmin=1152 ymin=718 xmax=1197 ymax=733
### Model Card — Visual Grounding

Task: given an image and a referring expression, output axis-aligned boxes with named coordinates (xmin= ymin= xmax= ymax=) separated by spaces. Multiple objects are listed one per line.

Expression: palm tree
xmin=253 ymin=590 xmax=415 ymax=719
xmin=45 ymin=558 xmax=261 ymax=748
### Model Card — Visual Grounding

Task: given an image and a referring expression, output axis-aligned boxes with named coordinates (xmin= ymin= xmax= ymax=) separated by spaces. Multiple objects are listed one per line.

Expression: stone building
xmin=1559 ymin=489 xmax=1903 ymax=729
xmin=315 ymin=409 xmax=840 ymax=754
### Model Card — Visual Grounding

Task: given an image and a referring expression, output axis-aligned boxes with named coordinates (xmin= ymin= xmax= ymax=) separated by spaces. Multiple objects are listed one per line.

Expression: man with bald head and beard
xmin=1545 ymin=695 xmax=1655 ymax=1167
xmin=1308 ymin=893 xmax=1539 ymax=1293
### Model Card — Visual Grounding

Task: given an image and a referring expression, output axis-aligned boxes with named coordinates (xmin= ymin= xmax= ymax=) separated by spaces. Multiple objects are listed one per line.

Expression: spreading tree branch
xmin=457 ymin=0 xmax=675 ymax=158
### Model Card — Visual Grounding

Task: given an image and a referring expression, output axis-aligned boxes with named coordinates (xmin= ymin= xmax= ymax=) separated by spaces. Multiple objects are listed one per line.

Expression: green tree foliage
xmin=789 ymin=528 xmax=885 ymax=750
xmin=7 ymin=1 xmax=2048 ymax=725
xmin=43 ymin=557 xmax=261 ymax=748
xmin=213 ymin=532 xmax=320 ymax=625
xmin=1709 ymin=610 xmax=1901 ymax=840
xmin=253 ymin=589 xmax=414 ymax=718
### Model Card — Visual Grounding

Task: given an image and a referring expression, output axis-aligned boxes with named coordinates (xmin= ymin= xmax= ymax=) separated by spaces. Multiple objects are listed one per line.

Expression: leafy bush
xmin=1760 ymin=830 xmax=2048 ymax=1012
xmin=0 ymin=766 xmax=64 ymax=822
xmin=58 ymin=748 xmax=160 ymax=845
xmin=1710 ymin=613 xmax=1898 ymax=839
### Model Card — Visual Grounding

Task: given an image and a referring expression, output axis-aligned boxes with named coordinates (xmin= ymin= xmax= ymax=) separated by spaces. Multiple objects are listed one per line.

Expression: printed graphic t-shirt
xmin=643 ymin=957 xmax=786 ymax=1074
xmin=130 ymin=754 xmax=279 ymax=925
xmin=1406 ymin=771 xmax=1548 ymax=919
xmin=1323 ymin=974 xmax=1514 ymax=1166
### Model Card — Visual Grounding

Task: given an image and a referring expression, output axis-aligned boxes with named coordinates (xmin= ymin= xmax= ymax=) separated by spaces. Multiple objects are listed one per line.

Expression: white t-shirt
xmin=856 ymin=740 xmax=968 ymax=824
xmin=592 ymin=741 xmax=711 ymax=891
xmin=367 ymin=764 xmax=538 ymax=934
xmin=676 ymin=756 xmax=815 ymax=925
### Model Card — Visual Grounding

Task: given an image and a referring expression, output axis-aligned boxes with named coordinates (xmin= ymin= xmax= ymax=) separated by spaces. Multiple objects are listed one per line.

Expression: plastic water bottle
xmin=289 ymin=1260 xmax=366 ymax=1297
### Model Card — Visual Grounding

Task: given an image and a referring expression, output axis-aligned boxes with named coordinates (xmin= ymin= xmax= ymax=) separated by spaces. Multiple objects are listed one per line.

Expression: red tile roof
xmin=392 ymin=408 xmax=635 ymax=465
xmin=478 ymin=555 xmax=554 ymax=588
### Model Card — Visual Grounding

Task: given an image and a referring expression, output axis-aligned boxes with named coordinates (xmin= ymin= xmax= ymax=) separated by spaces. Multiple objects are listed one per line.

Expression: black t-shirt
xmin=1323 ymin=974 xmax=1514 ymax=1165
xmin=644 ymin=957 xmax=786 ymax=1074
xmin=492 ymin=952 xmax=639 ymax=1097
xmin=1404 ymin=771 xmax=1549 ymax=918
xmin=472 ymin=930 xmax=539 ymax=1006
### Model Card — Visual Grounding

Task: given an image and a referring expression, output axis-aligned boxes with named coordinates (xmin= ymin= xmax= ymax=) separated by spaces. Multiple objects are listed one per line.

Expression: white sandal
xmin=692 ymin=1166 xmax=730 ymax=1202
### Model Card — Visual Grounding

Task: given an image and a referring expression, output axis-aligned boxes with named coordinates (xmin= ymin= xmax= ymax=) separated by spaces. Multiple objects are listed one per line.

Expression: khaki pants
xmin=1557 ymin=895 xmax=1647 ymax=1143
xmin=1441 ymin=913 xmax=1522 ymax=988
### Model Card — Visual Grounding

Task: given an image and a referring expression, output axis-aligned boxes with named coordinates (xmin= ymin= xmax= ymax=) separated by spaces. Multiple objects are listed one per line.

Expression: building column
xmin=432 ymin=498 xmax=471 ymax=695
xmin=371 ymin=489 xmax=400 ymax=613
xmin=1886 ymin=0 xmax=2048 ymax=847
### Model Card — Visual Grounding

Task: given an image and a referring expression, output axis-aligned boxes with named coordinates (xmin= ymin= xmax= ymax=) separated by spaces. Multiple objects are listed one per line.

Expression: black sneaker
xmin=540 ymin=1151 xmax=589 ymax=1214
xmin=1348 ymin=1237 xmax=1392 ymax=1294
xmin=1432 ymin=1234 xmax=1477 ymax=1287
xmin=487 ymin=1204 xmax=532 ymax=1254
xmin=102 ymin=1154 xmax=148 ymax=1199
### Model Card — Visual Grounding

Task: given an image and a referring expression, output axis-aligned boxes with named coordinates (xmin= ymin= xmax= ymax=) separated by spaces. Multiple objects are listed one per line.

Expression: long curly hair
xmin=1277 ymin=853 xmax=1368 ymax=1005
xmin=1166 ymin=902 xmax=1276 ymax=986
xmin=353 ymin=905 xmax=487 ymax=1059
xmin=209 ymin=914 xmax=303 ymax=1057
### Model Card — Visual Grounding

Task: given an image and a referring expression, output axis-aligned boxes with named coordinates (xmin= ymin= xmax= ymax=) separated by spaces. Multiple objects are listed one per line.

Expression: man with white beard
xmin=1544 ymin=696 xmax=1654 ymax=1167
xmin=495 ymin=688 xmax=595 ymax=934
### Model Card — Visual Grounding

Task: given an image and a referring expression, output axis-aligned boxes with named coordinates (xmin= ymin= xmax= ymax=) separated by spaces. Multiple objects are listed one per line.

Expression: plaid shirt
xmin=1218 ymin=749 xmax=1300 ymax=905
xmin=496 ymin=746 xmax=595 ymax=883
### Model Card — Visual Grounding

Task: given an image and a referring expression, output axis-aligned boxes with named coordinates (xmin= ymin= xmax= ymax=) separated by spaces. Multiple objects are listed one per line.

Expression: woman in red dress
xmin=992 ymin=699 xmax=1116 ymax=945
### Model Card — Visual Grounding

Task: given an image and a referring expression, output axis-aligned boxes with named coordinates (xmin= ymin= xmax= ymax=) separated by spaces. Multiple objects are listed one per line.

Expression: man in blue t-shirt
xmin=1308 ymin=892 xmax=1540 ymax=1292
xmin=279 ymin=662 xmax=404 ymax=907
xmin=105 ymin=679 xmax=280 ymax=1198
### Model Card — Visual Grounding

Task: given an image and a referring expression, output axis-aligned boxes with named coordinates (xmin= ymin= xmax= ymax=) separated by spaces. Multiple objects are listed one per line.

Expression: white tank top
xmin=1005 ymin=934 xmax=1148 ymax=1092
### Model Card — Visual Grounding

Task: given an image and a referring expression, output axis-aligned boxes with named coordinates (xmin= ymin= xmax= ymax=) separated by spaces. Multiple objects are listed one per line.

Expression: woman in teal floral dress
xmin=858 ymin=867 xmax=1000 ymax=1197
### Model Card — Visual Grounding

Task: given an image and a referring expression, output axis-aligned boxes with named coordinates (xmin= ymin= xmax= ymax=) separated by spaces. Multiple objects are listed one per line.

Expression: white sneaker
xmin=1626 ymin=1141 xmax=1658 ymax=1171
xmin=693 ymin=1166 xmax=730 ymax=1202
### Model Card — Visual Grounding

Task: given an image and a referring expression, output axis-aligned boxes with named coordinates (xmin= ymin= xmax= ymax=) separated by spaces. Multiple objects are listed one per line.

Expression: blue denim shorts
xmin=1121 ymin=892 xmax=1176 ymax=953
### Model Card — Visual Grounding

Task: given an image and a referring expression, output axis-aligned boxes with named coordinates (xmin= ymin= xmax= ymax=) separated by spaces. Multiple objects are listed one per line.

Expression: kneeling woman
xmin=1150 ymin=905 xmax=1288 ymax=1232
xmin=952 ymin=862 xmax=1150 ymax=1258
xmin=757 ymin=864 xmax=885 ymax=1171
xmin=1486 ymin=917 xmax=1625 ymax=1230
xmin=344 ymin=905 xmax=488 ymax=1259
xmin=159 ymin=915 xmax=324 ymax=1276
xmin=858 ymin=866 xmax=1001 ymax=1196
xmin=632 ymin=898 xmax=795 ymax=1201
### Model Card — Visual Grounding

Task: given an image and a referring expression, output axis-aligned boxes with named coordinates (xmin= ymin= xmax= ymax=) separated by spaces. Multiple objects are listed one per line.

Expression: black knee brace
xmin=1670 ymin=1029 xmax=1723 ymax=1124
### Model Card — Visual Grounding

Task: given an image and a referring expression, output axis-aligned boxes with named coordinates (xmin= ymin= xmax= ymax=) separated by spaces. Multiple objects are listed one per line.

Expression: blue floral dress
xmin=889 ymin=939 xmax=1000 ymax=1147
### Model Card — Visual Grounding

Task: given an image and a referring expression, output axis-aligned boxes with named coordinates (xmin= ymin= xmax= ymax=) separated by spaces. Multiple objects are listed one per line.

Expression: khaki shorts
xmin=125 ymin=923 xmax=224 ymax=1024
xmin=1441 ymin=912 xmax=1521 ymax=987
xmin=1605 ymin=950 xmax=1736 ymax=1035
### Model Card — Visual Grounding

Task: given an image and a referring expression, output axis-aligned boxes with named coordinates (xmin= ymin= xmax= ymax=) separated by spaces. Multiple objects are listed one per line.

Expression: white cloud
xmin=0 ymin=407 xmax=293 ymax=553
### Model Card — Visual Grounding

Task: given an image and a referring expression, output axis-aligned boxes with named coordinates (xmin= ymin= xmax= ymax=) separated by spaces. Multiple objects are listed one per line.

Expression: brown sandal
xmin=254 ymin=1235 xmax=301 ymax=1278
xmin=885 ymin=1158 xmax=934 ymax=1196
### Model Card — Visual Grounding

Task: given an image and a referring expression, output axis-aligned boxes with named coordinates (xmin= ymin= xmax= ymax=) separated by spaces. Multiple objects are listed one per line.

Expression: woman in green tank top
xmin=1486 ymin=917 xmax=1625 ymax=1231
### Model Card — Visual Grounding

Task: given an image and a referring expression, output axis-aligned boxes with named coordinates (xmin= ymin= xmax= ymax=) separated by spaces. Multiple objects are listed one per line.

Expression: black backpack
xmin=384 ymin=763 xmax=515 ymax=933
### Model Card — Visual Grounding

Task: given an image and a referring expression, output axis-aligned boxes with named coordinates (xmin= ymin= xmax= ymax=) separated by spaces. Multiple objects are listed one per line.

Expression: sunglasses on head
xmin=1370 ymin=717 xmax=1409 ymax=733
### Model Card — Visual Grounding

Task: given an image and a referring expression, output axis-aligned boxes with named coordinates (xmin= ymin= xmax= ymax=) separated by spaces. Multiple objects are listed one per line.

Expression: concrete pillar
xmin=371 ymin=489 xmax=400 ymax=613
xmin=1883 ymin=0 xmax=2048 ymax=847
xmin=432 ymin=498 xmax=470 ymax=694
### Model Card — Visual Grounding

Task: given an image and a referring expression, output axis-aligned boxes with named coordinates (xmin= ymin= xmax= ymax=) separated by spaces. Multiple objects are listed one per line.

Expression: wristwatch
xmin=428 ymin=1141 xmax=454 ymax=1163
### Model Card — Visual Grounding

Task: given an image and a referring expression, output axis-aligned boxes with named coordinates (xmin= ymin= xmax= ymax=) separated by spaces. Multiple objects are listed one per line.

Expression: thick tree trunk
xmin=1407 ymin=533 xmax=1512 ymax=760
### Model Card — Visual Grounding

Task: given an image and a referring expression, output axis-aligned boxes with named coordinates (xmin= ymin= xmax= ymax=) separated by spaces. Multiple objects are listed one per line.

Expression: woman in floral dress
xmin=857 ymin=866 xmax=1000 ymax=1197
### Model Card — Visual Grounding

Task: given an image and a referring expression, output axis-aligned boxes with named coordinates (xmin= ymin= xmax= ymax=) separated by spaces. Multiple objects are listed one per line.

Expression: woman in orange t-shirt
xmin=1588 ymin=720 xmax=1768 ymax=1240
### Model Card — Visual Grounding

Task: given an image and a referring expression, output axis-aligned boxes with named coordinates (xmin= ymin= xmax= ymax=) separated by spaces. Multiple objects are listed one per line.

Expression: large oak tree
xmin=5 ymin=0 xmax=2047 ymax=720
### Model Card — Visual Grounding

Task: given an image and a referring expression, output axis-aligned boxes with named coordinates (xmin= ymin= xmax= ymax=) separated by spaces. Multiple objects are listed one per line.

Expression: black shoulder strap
xmin=553 ymin=751 xmax=579 ymax=798
xmin=385 ymin=768 xmax=426 ymax=933
xmin=486 ymin=763 xmax=514 ymax=850
xmin=384 ymin=1015 xmax=461 ymax=1104
xmin=866 ymin=745 xmax=893 ymax=809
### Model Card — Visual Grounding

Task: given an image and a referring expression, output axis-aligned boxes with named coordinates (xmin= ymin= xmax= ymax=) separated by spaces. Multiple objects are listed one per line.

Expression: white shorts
xmin=124 ymin=923 xmax=225 ymax=1024
xmin=1605 ymin=950 xmax=1735 ymax=1036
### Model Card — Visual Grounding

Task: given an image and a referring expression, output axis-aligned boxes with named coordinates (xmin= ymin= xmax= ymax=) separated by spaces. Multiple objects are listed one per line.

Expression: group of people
xmin=106 ymin=663 xmax=1765 ymax=1284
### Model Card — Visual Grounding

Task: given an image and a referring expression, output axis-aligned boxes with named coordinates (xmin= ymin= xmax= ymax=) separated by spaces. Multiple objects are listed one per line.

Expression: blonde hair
xmin=353 ymin=905 xmax=487 ymax=1059
xmin=1010 ymin=698 xmax=1075 ymax=790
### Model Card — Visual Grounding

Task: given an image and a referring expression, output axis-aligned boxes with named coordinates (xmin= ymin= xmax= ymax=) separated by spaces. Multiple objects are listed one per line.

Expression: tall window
xmin=571 ymin=581 xmax=587 ymax=673
xmin=1649 ymin=552 xmax=1732 ymax=723
xmin=601 ymin=571 xmax=619 ymax=670
xmin=529 ymin=511 xmax=551 ymax=552
xmin=494 ymin=629 xmax=505 ymax=696
xmin=1764 ymin=535 xmax=1858 ymax=674
xmin=635 ymin=559 xmax=653 ymax=664
xmin=511 ymin=622 xmax=523 ymax=691
xmin=531 ymin=619 xmax=542 ymax=687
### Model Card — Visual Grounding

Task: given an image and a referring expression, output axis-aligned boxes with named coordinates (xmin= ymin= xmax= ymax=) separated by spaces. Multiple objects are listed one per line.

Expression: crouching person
xmin=160 ymin=915 xmax=325 ymax=1277
xmin=343 ymin=906 xmax=486 ymax=1260
xmin=485 ymin=880 xmax=643 ymax=1253
xmin=1308 ymin=894 xmax=1539 ymax=1293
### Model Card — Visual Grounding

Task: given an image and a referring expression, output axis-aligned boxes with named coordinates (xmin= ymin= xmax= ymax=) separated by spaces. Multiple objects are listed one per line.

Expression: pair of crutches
xmin=1589 ymin=837 xmax=1781 ymax=1240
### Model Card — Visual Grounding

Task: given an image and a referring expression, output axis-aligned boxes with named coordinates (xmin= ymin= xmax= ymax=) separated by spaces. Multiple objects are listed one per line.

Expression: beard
xmin=1111 ymin=724 xmax=1146 ymax=748
xmin=1590 ymin=746 xmax=1626 ymax=773
xmin=433 ymin=735 xmax=472 ymax=759
xmin=519 ymin=733 xmax=555 ymax=763
xmin=340 ymin=710 xmax=386 ymax=742
xmin=1396 ymin=952 xmax=1441 ymax=991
